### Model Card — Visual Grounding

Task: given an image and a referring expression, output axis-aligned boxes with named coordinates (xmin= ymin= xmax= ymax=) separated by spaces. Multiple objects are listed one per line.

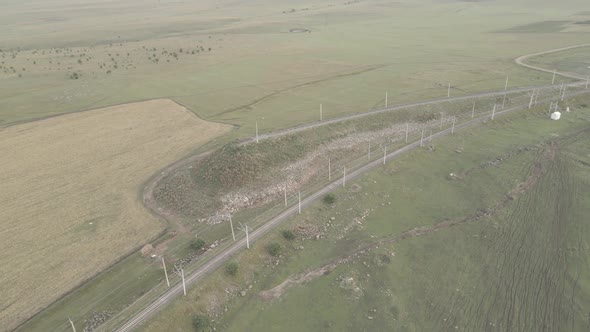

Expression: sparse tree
xmin=323 ymin=193 xmax=336 ymax=205
xmin=267 ymin=242 xmax=282 ymax=257
xmin=192 ymin=315 xmax=210 ymax=332
xmin=225 ymin=262 xmax=239 ymax=276
xmin=190 ymin=238 xmax=206 ymax=251
xmin=281 ymin=230 xmax=296 ymax=240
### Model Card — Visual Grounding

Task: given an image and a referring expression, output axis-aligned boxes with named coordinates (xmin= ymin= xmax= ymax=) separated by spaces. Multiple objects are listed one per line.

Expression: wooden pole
xmin=181 ymin=268 xmax=186 ymax=296
xmin=561 ymin=84 xmax=567 ymax=101
xmin=284 ymin=183 xmax=287 ymax=207
xmin=420 ymin=129 xmax=424 ymax=147
xmin=245 ymin=225 xmax=249 ymax=249
xmin=298 ymin=191 xmax=301 ymax=214
xmin=491 ymin=104 xmax=496 ymax=120
xmin=472 ymin=101 xmax=475 ymax=118
xmin=552 ymin=70 xmax=556 ymax=85
xmin=405 ymin=123 xmax=409 ymax=143
xmin=451 ymin=118 xmax=455 ymax=135
xmin=328 ymin=158 xmax=331 ymax=181
xmin=230 ymin=215 xmax=236 ymax=241
xmin=385 ymin=91 xmax=388 ymax=108
xmin=343 ymin=167 xmax=346 ymax=187
xmin=68 ymin=317 xmax=76 ymax=332
xmin=320 ymin=104 xmax=323 ymax=121
xmin=368 ymin=142 xmax=371 ymax=160
xmin=447 ymin=82 xmax=451 ymax=98
xmin=162 ymin=257 xmax=170 ymax=287
xmin=255 ymin=121 xmax=259 ymax=143
xmin=383 ymin=146 xmax=386 ymax=165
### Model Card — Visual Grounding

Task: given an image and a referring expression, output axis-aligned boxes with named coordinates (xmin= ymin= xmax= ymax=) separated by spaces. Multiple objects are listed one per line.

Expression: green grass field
xmin=142 ymin=94 xmax=590 ymax=332
xmin=3 ymin=0 xmax=590 ymax=331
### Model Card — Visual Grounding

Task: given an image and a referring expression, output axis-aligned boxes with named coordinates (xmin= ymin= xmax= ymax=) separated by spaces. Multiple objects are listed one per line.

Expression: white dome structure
xmin=550 ymin=111 xmax=561 ymax=120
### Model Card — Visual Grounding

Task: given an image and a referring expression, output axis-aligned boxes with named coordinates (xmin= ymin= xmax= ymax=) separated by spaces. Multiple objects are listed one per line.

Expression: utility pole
xmin=552 ymin=70 xmax=556 ymax=85
xmin=561 ymin=84 xmax=567 ymax=101
xmin=229 ymin=214 xmax=236 ymax=241
xmin=161 ymin=257 xmax=170 ymax=287
xmin=451 ymin=118 xmax=455 ymax=135
xmin=284 ymin=183 xmax=287 ymax=207
xmin=383 ymin=146 xmax=386 ymax=165
xmin=174 ymin=266 xmax=186 ymax=296
xmin=447 ymin=82 xmax=451 ymax=98
xmin=343 ymin=166 xmax=346 ymax=187
xmin=420 ymin=129 xmax=424 ymax=147
xmin=320 ymin=104 xmax=323 ymax=121
xmin=368 ymin=142 xmax=371 ymax=160
xmin=491 ymin=104 xmax=496 ymax=120
xmin=255 ymin=121 xmax=259 ymax=143
xmin=328 ymin=158 xmax=331 ymax=181
xmin=405 ymin=123 xmax=409 ymax=143
xmin=472 ymin=101 xmax=475 ymax=119
xmin=239 ymin=223 xmax=250 ymax=249
xmin=68 ymin=317 xmax=76 ymax=332
xmin=181 ymin=268 xmax=186 ymax=296
xmin=298 ymin=191 xmax=301 ymax=214
xmin=385 ymin=91 xmax=388 ymax=108
xmin=502 ymin=77 xmax=508 ymax=109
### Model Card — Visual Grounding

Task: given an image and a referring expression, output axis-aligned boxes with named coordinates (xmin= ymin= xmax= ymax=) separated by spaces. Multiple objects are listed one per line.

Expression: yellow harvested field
xmin=0 ymin=99 xmax=231 ymax=330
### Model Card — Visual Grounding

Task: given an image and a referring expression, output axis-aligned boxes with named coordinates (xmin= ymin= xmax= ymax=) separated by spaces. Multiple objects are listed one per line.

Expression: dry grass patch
xmin=0 ymin=99 xmax=231 ymax=330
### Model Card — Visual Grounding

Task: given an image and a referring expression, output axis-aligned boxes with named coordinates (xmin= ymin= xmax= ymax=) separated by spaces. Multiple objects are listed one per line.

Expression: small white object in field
xmin=566 ymin=107 xmax=570 ymax=112
xmin=550 ymin=111 xmax=561 ymax=120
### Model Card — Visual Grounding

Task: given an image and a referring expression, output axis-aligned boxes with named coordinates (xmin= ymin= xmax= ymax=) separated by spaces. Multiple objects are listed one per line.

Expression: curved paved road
xmin=115 ymin=45 xmax=590 ymax=332
xmin=515 ymin=44 xmax=590 ymax=80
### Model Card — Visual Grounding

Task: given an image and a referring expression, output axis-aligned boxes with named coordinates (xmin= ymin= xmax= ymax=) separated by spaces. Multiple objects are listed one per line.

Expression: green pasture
xmin=5 ymin=0 xmax=590 ymax=331
xmin=141 ymin=95 xmax=590 ymax=331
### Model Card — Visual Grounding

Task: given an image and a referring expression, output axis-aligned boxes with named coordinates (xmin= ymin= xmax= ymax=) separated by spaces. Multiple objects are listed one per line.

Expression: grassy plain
xmin=0 ymin=99 xmax=231 ymax=331
xmin=1 ymin=0 xmax=590 ymax=330
xmin=142 ymin=94 xmax=590 ymax=332
xmin=1 ymin=0 xmax=589 ymax=133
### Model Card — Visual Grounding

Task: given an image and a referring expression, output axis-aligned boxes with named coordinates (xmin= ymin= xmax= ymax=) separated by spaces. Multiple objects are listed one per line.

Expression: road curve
xmin=115 ymin=46 xmax=590 ymax=331
xmin=515 ymin=44 xmax=590 ymax=80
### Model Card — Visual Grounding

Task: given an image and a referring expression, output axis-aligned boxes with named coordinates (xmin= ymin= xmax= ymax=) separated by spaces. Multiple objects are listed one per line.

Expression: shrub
xmin=323 ymin=193 xmax=336 ymax=205
xmin=192 ymin=314 xmax=210 ymax=331
xmin=267 ymin=242 xmax=282 ymax=257
xmin=190 ymin=238 xmax=206 ymax=251
xmin=225 ymin=262 xmax=239 ymax=276
xmin=281 ymin=230 xmax=296 ymax=240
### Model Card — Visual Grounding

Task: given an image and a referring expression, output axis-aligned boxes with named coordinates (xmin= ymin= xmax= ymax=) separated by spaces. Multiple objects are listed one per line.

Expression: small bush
xmin=323 ymin=193 xmax=336 ymax=205
xmin=267 ymin=242 xmax=282 ymax=257
xmin=281 ymin=230 xmax=296 ymax=240
xmin=192 ymin=314 xmax=210 ymax=331
xmin=225 ymin=262 xmax=239 ymax=276
xmin=190 ymin=239 xmax=206 ymax=251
